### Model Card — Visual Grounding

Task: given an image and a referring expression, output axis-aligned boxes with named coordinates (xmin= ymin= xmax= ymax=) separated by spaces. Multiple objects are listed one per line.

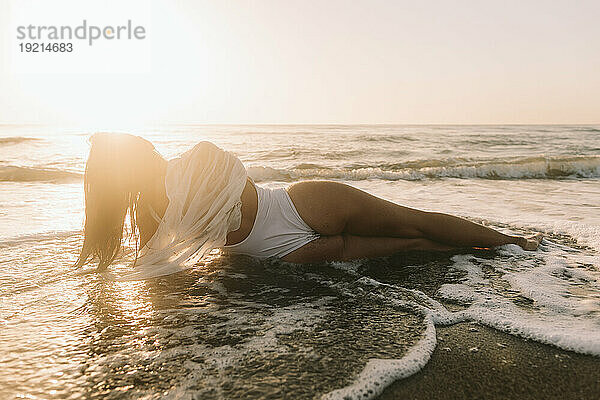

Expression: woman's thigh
xmin=282 ymin=234 xmax=455 ymax=263
xmin=286 ymin=180 xmax=427 ymax=238
xmin=281 ymin=235 xmax=344 ymax=263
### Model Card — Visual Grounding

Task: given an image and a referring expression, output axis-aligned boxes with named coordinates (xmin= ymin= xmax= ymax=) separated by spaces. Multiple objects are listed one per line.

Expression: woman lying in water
xmin=75 ymin=133 xmax=542 ymax=278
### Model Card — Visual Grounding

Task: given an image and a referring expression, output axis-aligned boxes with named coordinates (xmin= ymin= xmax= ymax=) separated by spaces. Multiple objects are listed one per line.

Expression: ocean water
xmin=0 ymin=124 xmax=599 ymax=399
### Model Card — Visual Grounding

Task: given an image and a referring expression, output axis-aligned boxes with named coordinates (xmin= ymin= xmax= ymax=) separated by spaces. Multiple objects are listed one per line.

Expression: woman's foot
xmin=517 ymin=233 xmax=543 ymax=250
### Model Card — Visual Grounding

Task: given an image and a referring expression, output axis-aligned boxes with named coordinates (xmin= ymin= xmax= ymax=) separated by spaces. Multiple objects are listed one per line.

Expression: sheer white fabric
xmin=118 ymin=142 xmax=247 ymax=281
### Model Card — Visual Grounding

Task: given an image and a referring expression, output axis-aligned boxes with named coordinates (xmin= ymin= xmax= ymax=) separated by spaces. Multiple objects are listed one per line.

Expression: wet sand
xmin=379 ymin=322 xmax=600 ymax=400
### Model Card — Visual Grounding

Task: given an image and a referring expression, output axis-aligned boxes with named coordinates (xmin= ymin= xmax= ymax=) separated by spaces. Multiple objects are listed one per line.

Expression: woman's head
xmin=76 ymin=133 xmax=165 ymax=270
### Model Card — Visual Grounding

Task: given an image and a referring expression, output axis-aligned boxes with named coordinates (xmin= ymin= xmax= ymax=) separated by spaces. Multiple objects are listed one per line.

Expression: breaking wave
xmin=0 ymin=165 xmax=82 ymax=183
xmin=248 ymin=155 xmax=600 ymax=182
xmin=4 ymin=155 xmax=599 ymax=184
xmin=0 ymin=136 xmax=41 ymax=146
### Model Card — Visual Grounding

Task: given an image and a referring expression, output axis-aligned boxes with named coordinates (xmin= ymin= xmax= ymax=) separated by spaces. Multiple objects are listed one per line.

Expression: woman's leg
xmin=282 ymin=235 xmax=457 ymax=263
xmin=287 ymin=181 xmax=541 ymax=250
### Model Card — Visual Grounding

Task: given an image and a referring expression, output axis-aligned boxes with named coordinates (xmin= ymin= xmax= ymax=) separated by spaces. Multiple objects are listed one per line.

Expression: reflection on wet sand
xmin=75 ymin=249 xmax=449 ymax=399
xmin=2 ymin=230 xmax=598 ymax=399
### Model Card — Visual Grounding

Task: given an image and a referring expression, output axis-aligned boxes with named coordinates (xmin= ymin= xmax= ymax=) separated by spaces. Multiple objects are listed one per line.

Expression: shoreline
xmin=378 ymin=322 xmax=600 ymax=400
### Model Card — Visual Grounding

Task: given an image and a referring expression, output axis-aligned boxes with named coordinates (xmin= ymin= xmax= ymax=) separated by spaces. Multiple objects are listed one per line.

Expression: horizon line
xmin=1 ymin=122 xmax=599 ymax=127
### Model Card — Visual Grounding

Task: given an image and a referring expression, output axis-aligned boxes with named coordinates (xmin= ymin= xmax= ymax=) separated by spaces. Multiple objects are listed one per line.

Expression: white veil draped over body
xmin=119 ymin=142 xmax=247 ymax=281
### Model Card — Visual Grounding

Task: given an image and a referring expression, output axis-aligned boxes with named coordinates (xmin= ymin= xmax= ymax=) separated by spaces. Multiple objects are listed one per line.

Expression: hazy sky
xmin=1 ymin=0 xmax=599 ymax=126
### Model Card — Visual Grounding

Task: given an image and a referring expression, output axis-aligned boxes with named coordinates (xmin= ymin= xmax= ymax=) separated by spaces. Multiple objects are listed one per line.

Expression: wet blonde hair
xmin=75 ymin=133 xmax=165 ymax=270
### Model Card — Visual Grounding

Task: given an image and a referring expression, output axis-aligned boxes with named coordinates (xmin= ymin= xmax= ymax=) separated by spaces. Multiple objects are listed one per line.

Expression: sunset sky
xmin=1 ymin=0 xmax=599 ymax=126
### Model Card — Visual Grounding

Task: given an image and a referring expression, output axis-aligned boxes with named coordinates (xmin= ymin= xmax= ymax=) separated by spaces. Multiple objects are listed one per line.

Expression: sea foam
xmin=323 ymin=242 xmax=600 ymax=399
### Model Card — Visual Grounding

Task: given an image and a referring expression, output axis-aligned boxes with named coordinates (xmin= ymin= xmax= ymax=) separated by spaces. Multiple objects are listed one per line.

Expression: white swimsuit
xmin=223 ymin=184 xmax=320 ymax=259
